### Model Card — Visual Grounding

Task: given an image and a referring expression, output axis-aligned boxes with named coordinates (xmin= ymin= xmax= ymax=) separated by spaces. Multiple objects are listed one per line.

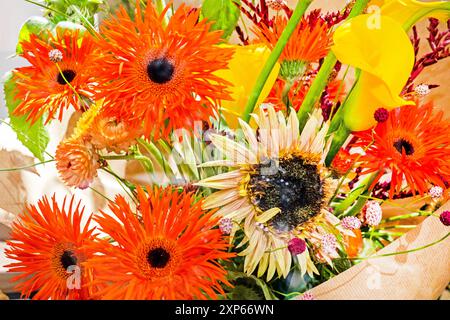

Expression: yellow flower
xmin=215 ymin=44 xmax=280 ymax=129
xmin=331 ymin=14 xmax=415 ymax=131
xmin=372 ymin=0 xmax=450 ymax=28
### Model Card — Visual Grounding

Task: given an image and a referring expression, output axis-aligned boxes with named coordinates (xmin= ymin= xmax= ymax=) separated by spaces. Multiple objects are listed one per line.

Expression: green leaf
xmin=3 ymin=72 xmax=50 ymax=161
xmin=201 ymin=0 xmax=241 ymax=40
xmin=16 ymin=16 xmax=53 ymax=54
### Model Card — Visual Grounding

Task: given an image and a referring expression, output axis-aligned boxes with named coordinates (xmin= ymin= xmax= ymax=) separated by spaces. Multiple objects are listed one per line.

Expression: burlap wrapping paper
xmin=302 ymin=202 xmax=450 ymax=300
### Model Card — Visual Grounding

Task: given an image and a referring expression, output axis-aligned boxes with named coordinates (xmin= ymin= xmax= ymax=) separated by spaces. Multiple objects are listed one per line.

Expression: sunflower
xmin=85 ymin=187 xmax=233 ymax=300
xmin=5 ymin=195 xmax=96 ymax=300
xmin=253 ymin=12 xmax=331 ymax=80
xmin=196 ymin=105 xmax=352 ymax=280
xmin=13 ymin=30 xmax=97 ymax=124
xmin=93 ymin=2 xmax=234 ymax=139
xmin=354 ymin=102 xmax=450 ymax=198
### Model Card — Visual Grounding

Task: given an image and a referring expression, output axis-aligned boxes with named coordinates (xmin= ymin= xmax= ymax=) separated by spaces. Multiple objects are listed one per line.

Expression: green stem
xmin=0 ymin=159 xmax=54 ymax=172
xmin=382 ymin=211 xmax=430 ymax=223
xmin=24 ymin=0 xmax=67 ymax=18
xmin=241 ymin=0 xmax=313 ymax=122
xmin=102 ymin=153 xmax=154 ymax=172
xmin=325 ymin=122 xmax=350 ymax=166
xmin=154 ymin=0 xmax=168 ymax=27
xmin=402 ymin=4 xmax=450 ymax=31
xmin=296 ymin=0 xmax=370 ymax=130
xmin=55 ymin=63 xmax=91 ymax=110
xmin=341 ymin=173 xmax=379 ymax=217
xmin=69 ymin=5 xmax=100 ymax=38
xmin=89 ymin=186 xmax=113 ymax=203
xmin=348 ymin=232 xmax=450 ymax=261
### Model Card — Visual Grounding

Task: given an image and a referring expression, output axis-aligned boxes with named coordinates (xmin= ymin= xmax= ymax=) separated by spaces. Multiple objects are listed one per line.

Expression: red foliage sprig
xmin=405 ymin=18 xmax=450 ymax=93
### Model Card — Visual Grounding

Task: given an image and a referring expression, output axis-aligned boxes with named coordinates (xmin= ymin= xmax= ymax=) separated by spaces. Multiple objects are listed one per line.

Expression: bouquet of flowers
xmin=0 ymin=0 xmax=449 ymax=300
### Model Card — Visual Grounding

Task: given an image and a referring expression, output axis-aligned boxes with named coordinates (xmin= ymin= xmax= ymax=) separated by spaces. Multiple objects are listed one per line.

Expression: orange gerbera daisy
xmin=354 ymin=102 xmax=450 ymax=198
xmin=13 ymin=30 xmax=97 ymax=124
xmin=55 ymin=138 xmax=100 ymax=189
xmin=5 ymin=195 xmax=97 ymax=300
xmin=254 ymin=12 xmax=331 ymax=79
xmin=93 ymin=2 xmax=233 ymax=139
xmin=85 ymin=187 xmax=233 ymax=300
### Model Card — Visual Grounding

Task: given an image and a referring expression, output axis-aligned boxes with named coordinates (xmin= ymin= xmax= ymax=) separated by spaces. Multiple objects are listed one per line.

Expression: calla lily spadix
xmin=331 ymin=14 xmax=415 ymax=132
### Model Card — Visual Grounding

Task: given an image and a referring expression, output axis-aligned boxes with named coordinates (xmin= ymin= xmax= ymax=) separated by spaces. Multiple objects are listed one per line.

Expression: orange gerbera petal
xmin=93 ymin=2 xmax=234 ymax=139
xmin=13 ymin=30 xmax=97 ymax=124
xmin=354 ymin=102 xmax=450 ymax=198
xmin=85 ymin=187 xmax=233 ymax=300
xmin=5 ymin=195 xmax=97 ymax=300
xmin=253 ymin=12 xmax=331 ymax=63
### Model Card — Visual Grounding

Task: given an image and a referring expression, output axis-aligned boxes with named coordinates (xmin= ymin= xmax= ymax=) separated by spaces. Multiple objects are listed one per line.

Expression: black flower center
xmin=57 ymin=69 xmax=76 ymax=85
xmin=248 ymin=156 xmax=325 ymax=232
xmin=393 ymin=138 xmax=414 ymax=155
xmin=147 ymin=247 xmax=171 ymax=268
xmin=146 ymin=58 xmax=174 ymax=84
xmin=60 ymin=250 xmax=77 ymax=270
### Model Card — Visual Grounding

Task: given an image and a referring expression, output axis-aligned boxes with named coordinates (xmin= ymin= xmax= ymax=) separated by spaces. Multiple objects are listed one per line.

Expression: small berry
xmin=219 ymin=218 xmax=233 ymax=235
xmin=48 ymin=49 xmax=63 ymax=63
xmin=288 ymin=238 xmax=306 ymax=255
xmin=300 ymin=292 xmax=314 ymax=300
xmin=341 ymin=216 xmax=362 ymax=230
xmin=266 ymin=0 xmax=286 ymax=10
xmin=429 ymin=186 xmax=443 ymax=199
xmin=374 ymin=108 xmax=389 ymax=123
xmin=321 ymin=234 xmax=337 ymax=255
xmin=363 ymin=201 xmax=382 ymax=226
xmin=439 ymin=211 xmax=450 ymax=226
xmin=414 ymin=84 xmax=430 ymax=96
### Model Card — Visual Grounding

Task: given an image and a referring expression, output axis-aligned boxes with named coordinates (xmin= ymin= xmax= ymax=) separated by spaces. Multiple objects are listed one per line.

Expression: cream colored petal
xmin=272 ymin=237 xmax=289 ymax=278
xmin=257 ymin=252 xmax=269 ymax=278
xmin=297 ymin=250 xmax=308 ymax=277
xmin=299 ymin=116 xmax=318 ymax=150
xmin=238 ymin=118 xmax=258 ymax=155
xmin=256 ymin=207 xmax=281 ymax=223
xmin=278 ymin=111 xmax=288 ymax=151
xmin=196 ymin=169 xmax=243 ymax=190
xmin=210 ymin=134 xmax=256 ymax=164
xmin=202 ymin=189 xmax=241 ymax=209
xmin=309 ymin=124 xmax=328 ymax=154
xmin=214 ymin=198 xmax=252 ymax=219
xmin=287 ymin=108 xmax=300 ymax=147
xmin=197 ymin=160 xmax=238 ymax=167
xmin=266 ymin=251 xmax=277 ymax=281
xmin=223 ymin=203 xmax=254 ymax=221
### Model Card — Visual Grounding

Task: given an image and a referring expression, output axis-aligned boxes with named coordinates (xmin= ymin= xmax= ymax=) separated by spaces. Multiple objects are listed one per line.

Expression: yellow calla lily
xmin=372 ymin=0 xmax=450 ymax=28
xmin=332 ymin=14 xmax=415 ymax=131
xmin=215 ymin=44 xmax=280 ymax=129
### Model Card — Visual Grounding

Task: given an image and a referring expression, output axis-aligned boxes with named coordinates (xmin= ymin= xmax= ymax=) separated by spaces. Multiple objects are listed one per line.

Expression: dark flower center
xmin=248 ymin=156 xmax=325 ymax=232
xmin=60 ymin=250 xmax=77 ymax=270
xmin=147 ymin=58 xmax=174 ymax=84
xmin=57 ymin=69 xmax=76 ymax=85
xmin=147 ymin=247 xmax=171 ymax=268
xmin=393 ymin=138 xmax=414 ymax=155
